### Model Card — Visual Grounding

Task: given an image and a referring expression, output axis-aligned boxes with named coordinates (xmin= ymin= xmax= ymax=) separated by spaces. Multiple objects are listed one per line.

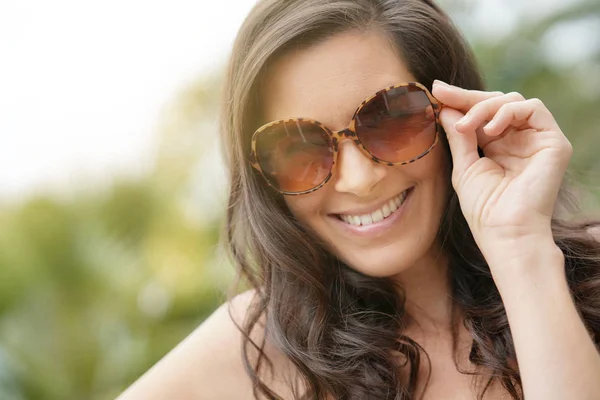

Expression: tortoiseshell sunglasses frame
xmin=250 ymin=81 xmax=443 ymax=196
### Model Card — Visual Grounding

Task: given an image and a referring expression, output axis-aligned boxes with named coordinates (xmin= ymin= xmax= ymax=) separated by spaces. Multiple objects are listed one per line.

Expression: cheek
xmin=400 ymin=141 xmax=449 ymax=186
xmin=284 ymin=192 xmax=326 ymax=225
xmin=403 ymin=145 xmax=451 ymax=231
xmin=427 ymin=150 xmax=451 ymax=212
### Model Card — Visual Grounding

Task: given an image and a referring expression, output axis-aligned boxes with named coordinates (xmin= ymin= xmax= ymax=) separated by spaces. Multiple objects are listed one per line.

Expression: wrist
xmin=485 ymin=240 xmax=566 ymax=291
xmin=480 ymin=232 xmax=559 ymax=267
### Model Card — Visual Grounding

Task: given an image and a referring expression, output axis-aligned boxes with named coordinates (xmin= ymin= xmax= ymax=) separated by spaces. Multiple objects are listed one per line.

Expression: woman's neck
xmin=393 ymin=246 xmax=456 ymax=335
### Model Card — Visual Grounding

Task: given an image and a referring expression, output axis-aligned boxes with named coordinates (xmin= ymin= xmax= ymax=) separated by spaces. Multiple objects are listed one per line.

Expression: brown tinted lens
xmin=255 ymin=120 xmax=333 ymax=193
xmin=355 ymin=85 xmax=436 ymax=163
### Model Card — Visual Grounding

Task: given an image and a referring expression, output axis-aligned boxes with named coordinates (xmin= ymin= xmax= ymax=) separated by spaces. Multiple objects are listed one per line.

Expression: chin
xmin=338 ymin=250 xmax=416 ymax=279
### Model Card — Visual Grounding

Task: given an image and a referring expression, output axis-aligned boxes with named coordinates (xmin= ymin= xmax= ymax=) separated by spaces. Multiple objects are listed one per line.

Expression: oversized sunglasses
xmin=250 ymin=82 xmax=443 ymax=195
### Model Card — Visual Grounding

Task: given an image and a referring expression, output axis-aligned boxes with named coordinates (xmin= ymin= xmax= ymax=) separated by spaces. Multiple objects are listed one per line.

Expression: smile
xmin=338 ymin=188 xmax=412 ymax=227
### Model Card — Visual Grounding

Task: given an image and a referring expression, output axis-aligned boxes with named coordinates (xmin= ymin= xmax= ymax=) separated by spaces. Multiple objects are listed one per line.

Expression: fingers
xmin=433 ymin=82 xmax=569 ymax=184
xmin=432 ymin=80 xmax=504 ymax=113
xmin=454 ymin=92 xmax=525 ymax=132
xmin=473 ymin=98 xmax=559 ymax=136
xmin=438 ymin=106 xmax=480 ymax=186
xmin=432 ymin=81 xmax=560 ymax=137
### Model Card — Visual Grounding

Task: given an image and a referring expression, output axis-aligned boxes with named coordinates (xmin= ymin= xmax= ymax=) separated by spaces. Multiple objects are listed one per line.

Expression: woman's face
xmin=259 ymin=30 xmax=450 ymax=278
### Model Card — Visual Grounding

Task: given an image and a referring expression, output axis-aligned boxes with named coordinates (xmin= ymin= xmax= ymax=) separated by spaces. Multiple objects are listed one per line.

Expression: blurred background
xmin=0 ymin=0 xmax=598 ymax=399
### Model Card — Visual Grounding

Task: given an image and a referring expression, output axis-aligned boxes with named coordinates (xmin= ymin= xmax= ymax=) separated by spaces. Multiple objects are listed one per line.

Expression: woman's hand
xmin=431 ymin=80 xmax=571 ymax=262
xmin=431 ymin=82 xmax=600 ymax=400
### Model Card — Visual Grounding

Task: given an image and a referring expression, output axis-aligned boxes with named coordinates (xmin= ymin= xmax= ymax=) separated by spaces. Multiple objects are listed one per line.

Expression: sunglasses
xmin=250 ymin=82 xmax=443 ymax=195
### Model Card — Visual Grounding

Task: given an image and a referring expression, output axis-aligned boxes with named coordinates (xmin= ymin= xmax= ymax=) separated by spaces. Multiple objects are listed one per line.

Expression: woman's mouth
xmin=330 ymin=186 xmax=414 ymax=237
xmin=338 ymin=188 xmax=412 ymax=227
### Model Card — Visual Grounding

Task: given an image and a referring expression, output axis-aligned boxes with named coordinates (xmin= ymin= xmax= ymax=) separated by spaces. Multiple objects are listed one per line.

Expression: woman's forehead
xmin=259 ymin=30 xmax=415 ymax=130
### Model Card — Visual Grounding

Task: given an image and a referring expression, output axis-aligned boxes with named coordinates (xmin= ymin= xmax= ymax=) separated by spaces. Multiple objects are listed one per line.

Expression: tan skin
xmin=256 ymin=29 xmax=505 ymax=399
xmin=119 ymin=30 xmax=600 ymax=400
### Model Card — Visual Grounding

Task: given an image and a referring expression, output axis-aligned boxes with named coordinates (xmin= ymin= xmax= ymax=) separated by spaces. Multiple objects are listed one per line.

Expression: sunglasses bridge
xmin=330 ymin=128 xmax=360 ymax=152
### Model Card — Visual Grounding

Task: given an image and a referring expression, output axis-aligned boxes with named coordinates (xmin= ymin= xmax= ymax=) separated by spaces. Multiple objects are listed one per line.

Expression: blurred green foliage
xmin=0 ymin=1 xmax=598 ymax=399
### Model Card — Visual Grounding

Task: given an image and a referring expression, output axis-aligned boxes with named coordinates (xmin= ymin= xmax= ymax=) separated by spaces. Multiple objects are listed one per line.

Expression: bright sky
xmin=0 ymin=0 xmax=257 ymax=201
xmin=0 ymin=0 xmax=589 ymax=203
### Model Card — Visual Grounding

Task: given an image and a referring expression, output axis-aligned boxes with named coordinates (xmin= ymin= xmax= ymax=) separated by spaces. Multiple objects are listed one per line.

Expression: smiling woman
xmin=118 ymin=1 xmax=600 ymax=399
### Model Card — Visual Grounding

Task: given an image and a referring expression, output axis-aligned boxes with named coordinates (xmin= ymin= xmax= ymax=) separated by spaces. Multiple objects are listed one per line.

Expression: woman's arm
xmin=432 ymin=81 xmax=600 ymax=399
xmin=489 ymin=234 xmax=600 ymax=400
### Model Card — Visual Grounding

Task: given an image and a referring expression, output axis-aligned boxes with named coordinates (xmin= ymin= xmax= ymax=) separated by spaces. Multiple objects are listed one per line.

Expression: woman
xmin=119 ymin=0 xmax=600 ymax=399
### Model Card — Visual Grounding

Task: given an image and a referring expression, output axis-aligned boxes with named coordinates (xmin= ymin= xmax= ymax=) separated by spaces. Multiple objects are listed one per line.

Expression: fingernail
xmin=433 ymin=79 xmax=450 ymax=87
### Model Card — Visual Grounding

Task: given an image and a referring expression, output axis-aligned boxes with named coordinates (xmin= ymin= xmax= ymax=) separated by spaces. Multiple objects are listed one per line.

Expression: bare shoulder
xmin=117 ymin=289 xmax=297 ymax=400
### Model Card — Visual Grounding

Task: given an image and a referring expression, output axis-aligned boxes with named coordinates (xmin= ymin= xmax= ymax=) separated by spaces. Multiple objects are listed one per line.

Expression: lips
xmin=329 ymin=186 xmax=414 ymax=238
xmin=339 ymin=189 xmax=410 ymax=227
xmin=331 ymin=187 xmax=412 ymax=224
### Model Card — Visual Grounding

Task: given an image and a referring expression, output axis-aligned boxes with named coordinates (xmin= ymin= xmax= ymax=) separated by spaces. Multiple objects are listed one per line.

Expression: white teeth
xmin=339 ymin=189 xmax=410 ymax=227
xmin=371 ymin=209 xmax=384 ymax=223
xmin=360 ymin=214 xmax=373 ymax=225
xmin=382 ymin=204 xmax=391 ymax=218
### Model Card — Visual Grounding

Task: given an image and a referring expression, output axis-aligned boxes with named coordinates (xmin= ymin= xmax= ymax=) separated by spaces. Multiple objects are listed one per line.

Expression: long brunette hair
xmin=218 ymin=0 xmax=600 ymax=398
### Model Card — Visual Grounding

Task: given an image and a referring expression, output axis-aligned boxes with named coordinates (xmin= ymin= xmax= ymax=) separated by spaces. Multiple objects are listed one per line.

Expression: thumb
xmin=439 ymin=107 xmax=480 ymax=181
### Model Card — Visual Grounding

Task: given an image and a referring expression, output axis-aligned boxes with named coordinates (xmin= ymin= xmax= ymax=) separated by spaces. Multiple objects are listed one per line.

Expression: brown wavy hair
xmin=218 ymin=0 xmax=600 ymax=398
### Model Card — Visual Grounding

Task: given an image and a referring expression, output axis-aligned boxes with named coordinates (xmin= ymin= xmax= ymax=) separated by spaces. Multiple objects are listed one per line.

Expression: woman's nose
xmin=333 ymin=139 xmax=387 ymax=196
